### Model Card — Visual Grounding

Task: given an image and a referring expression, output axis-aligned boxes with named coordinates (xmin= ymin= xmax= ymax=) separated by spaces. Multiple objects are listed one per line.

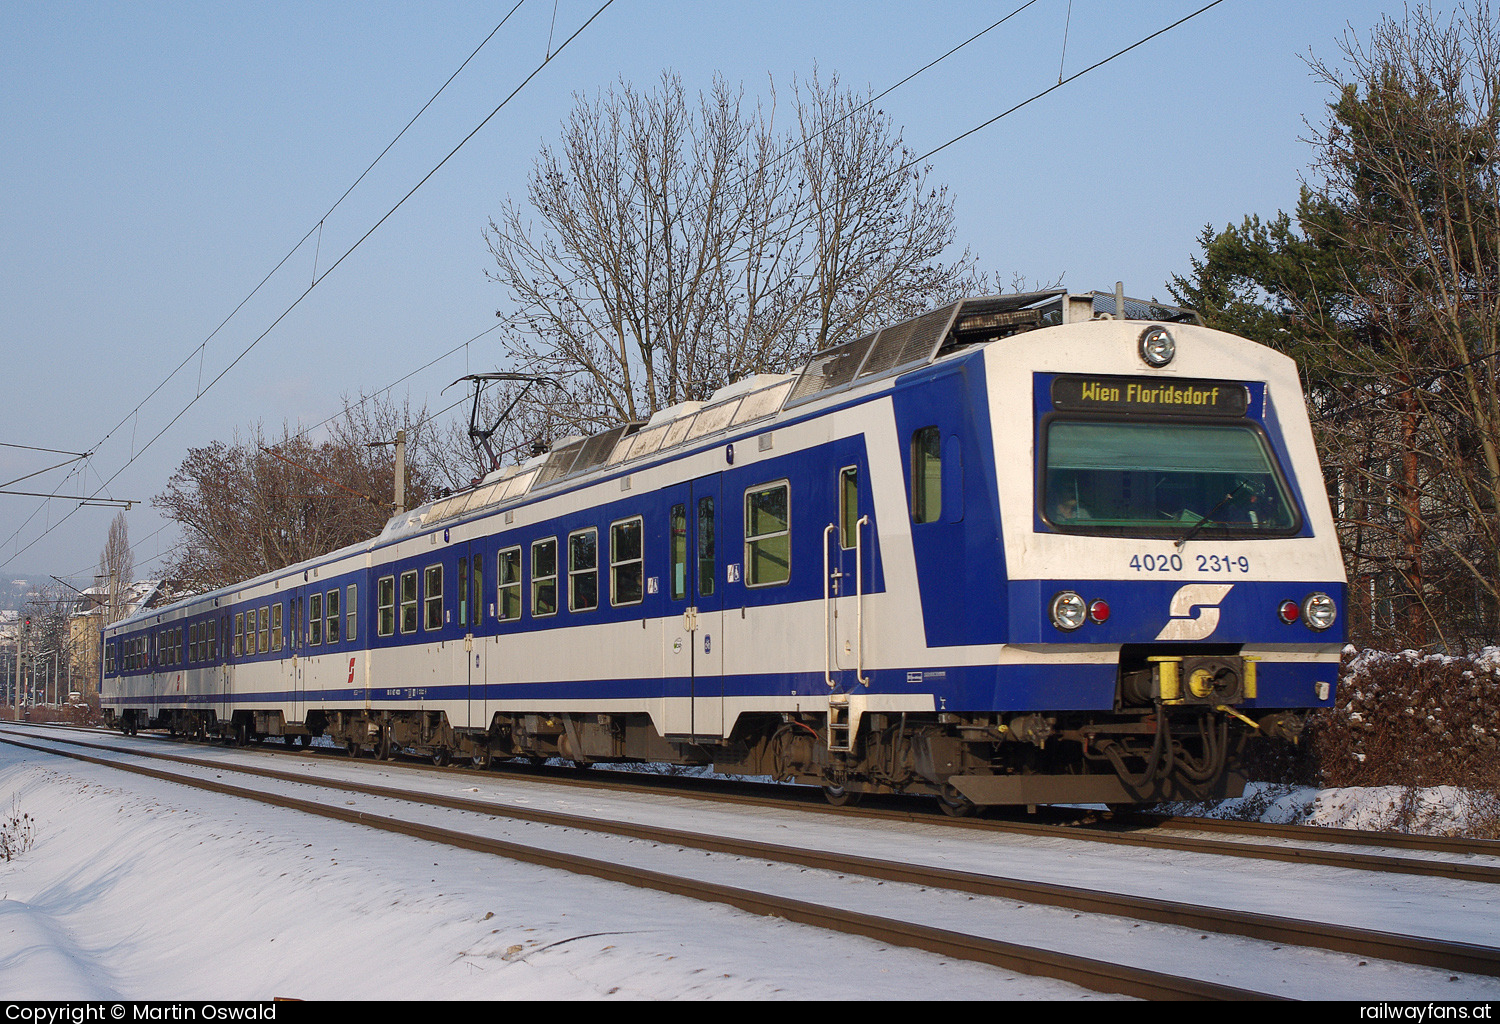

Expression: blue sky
xmin=0 ymin=1 xmax=1397 ymax=580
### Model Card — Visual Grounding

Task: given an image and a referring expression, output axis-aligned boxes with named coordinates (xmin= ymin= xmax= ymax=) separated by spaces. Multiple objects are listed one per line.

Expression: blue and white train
xmin=101 ymin=290 xmax=1346 ymax=810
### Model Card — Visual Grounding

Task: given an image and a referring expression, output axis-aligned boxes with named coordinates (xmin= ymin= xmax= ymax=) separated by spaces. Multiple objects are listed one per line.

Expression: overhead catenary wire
xmin=268 ymin=2 xmax=1232 ymax=493
xmin=1 ymin=4 xmax=531 ymax=567
xmin=40 ymin=2 xmax=1058 ymax=575
xmin=84 ymin=2 xmax=530 ymax=465
xmin=275 ymin=0 xmax=1045 ymax=461
xmin=1 ymin=1 xmax=614 ymax=573
xmin=906 ymin=0 xmax=1224 ymax=169
xmin=33 ymin=1 xmax=1224 ymax=576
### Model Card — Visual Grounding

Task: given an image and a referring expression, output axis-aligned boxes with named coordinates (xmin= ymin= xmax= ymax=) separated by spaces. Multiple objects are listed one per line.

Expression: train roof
xmin=383 ymin=289 xmax=1198 ymax=541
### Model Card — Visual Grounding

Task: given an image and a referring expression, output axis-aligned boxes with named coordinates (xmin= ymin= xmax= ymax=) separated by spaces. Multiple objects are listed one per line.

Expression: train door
xmin=454 ymin=542 xmax=486 ymax=730
xmin=219 ymin=613 xmax=232 ymax=730
xmin=664 ymin=474 xmax=724 ymax=737
xmin=290 ymin=590 xmax=307 ymax=724
xmin=825 ymin=464 xmax=870 ymax=693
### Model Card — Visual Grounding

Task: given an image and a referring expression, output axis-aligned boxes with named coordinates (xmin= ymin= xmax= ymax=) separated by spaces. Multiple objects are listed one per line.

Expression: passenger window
xmin=400 ymin=570 xmax=418 ymax=633
xmin=532 ymin=539 xmax=558 ymax=617
xmin=271 ymin=604 xmax=283 ymax=652
xmin=326 ymin=588 xmax=340 ymax=644
xmin=911 ymin=426 xmax=941 ymax=523
xmin=569 ymin=528 xmax=598 ymax=612
xmin=424 ymin=565 xmax=443 ymax=630
xmin=346 ymin=585 xmax=357 ymax=641
xmin=745 ymin=482 xmax=790 ymax=586
xmin=234 ymin=612 xmax=244 ymax=657
xmin=258 ymin=607 xmax=269 ymax=654
xmin=497 ymin=547 xmax=522 ymax=621
xmin=378 ymin=576 xmax=396 ymax=637
xmin=611 ymin=517 xmax=643 ymax=606
xmin=309 ymin=592 xmax=323 ymax=645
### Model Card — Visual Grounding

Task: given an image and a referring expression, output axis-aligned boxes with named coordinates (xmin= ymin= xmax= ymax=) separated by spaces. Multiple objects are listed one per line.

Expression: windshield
xmin=1042 ymin=419 xmax=1299 ymax=537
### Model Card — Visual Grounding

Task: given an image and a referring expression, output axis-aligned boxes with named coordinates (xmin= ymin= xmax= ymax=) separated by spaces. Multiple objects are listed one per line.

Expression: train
xmin=101 ymin=288 xmax=1347 ymax=812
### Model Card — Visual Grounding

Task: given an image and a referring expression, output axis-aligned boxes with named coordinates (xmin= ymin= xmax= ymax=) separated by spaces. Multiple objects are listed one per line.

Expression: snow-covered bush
xmin=1308 ymin=647 xmax=1500 ymax=791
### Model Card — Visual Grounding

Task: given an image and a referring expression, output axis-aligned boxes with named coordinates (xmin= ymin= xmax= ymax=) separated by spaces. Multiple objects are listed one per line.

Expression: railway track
xmin=5 ymin=723 xmax=1498 ymax=999
xmin=95 ymin=721 xmax=1500 ymax=883
xmin=18 ymin=721 xmax=1500 ymax=874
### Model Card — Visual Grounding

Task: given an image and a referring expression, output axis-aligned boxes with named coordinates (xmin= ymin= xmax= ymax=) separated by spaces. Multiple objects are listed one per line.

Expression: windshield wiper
xmin=1175 ymin=481 xmax=1249 ymax=550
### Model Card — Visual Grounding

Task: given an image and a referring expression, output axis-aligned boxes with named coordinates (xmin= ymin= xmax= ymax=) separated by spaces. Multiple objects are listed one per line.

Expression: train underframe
xmin=108 ymin=695 xmax=1304 ymax=813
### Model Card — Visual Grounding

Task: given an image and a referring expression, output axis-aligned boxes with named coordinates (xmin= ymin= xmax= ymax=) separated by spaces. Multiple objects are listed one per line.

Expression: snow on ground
xmin=0 ymin=735 xmax=1495 ymax=1001
xmin=0 ymin=741 xmax=1099 ymax=1001
xmin=1170 ymin=781 xmax=1500 ymax=837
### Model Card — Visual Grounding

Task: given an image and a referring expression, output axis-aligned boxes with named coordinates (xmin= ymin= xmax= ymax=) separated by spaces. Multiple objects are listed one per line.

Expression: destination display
xmin=1051 ymin=374 xmax=1250 ymax=417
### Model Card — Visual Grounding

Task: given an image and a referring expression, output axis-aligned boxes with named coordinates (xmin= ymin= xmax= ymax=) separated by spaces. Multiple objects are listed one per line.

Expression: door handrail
xmin=855 ymin=515 xmax=870 ymax=686
xmin=823 ymin=524 xmax=836 ymax=689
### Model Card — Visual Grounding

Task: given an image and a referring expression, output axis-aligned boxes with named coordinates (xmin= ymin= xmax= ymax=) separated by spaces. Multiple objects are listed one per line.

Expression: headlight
xmin=1050 ymin=591 xmax=1087 ymax=631
xmin=1301 ymin=592 xmax=1337 ymax=630
xmin=1139 ymin=326 xmax=1175 ymax=367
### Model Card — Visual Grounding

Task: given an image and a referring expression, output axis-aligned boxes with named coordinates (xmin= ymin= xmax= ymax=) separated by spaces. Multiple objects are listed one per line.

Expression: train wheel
xmin=431 ymin=748 xmax=450 ymax=767
xmin=471 ymin=751 xmax=492 ymax=769
xmin=345 ymin=740 xmax=359 ymax=758
xmin=937 ymin=786 xmax=976 ymax=818
xmin=822 ymin=785 xmax=861 ymax=807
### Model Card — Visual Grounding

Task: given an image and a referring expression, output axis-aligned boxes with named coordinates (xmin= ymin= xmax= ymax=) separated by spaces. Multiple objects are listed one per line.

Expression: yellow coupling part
xmin=1216 ymin=705 xmax=1259 ymax=729
xmin=1148 ymin=656 xmax=1180 ymax=702
xmin=1188 ymin=667 xmax=1218 ymax=699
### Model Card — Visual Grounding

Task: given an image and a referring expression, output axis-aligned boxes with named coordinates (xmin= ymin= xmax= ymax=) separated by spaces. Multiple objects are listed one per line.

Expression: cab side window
xmin=911 ymin=426 xmax=941 ymax=523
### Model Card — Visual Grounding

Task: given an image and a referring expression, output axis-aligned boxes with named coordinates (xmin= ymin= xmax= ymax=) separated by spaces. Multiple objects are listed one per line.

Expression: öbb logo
xmin=1154 ymin=584 xmax=1234 ymax=641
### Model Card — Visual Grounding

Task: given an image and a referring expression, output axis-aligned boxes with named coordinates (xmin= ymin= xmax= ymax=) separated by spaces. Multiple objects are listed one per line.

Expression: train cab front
xmin=952 ymin=317 xmax=1348 ymax=808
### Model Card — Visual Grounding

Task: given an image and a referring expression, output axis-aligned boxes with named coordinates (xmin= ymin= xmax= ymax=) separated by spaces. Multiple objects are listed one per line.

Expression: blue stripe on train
xmin=104 ymin=654 xmax=1337 ymax=715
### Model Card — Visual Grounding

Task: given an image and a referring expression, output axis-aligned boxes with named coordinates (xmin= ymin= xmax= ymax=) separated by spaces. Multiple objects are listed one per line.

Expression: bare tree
xmin=1171 ymin=2 xmax=1500 ymax=648
xmin=22 ymin=583 xmax=76 ymax=705
xmin=483 ymin=70 xmax=991 ymax=440
xmin=97 ymin=511 xmax=133 ymax=626
xmin=1302 ymin=1 xmax=1500 ymax=647
xmin=154 ymin=395 xmax=442 ymax=591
